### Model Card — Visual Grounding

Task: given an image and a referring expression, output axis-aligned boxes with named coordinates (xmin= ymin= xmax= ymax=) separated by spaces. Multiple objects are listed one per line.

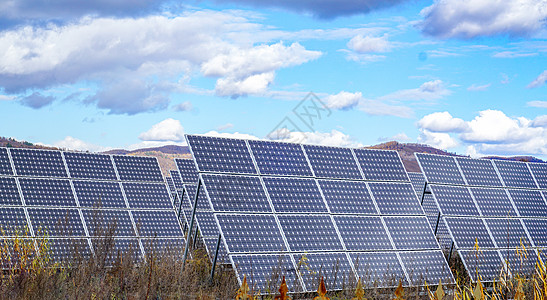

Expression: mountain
xmin=1 ymin=136 xmax=544 ymax=175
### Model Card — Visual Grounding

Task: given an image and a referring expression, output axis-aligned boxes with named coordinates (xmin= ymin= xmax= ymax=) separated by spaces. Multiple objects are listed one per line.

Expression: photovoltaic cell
xmin=383 ymin=217 xmax=438 ymax=250
xmin=528 ymin=162 xmax=547 ymax=189
xmin=415 ymin=153 xmax=465 ymax=185
xmin=169 ymin=170 xmax=184 ymax=191
xmin=186 ymin=135 xmax=257 ymax=174
xmin=72 ymin=181 xmax=126 ymax=208
xmin=318 ymin=180 xmax=376 ymax=214
xmin=456 ymin=157 xmax=502 ymax=187
xmin=368 ymin=182 xmax=423 ymax=215
xmin=493 ymin=160 xmax=537 ymax=189
xmin=407 ymin=172 xmax=428 ymax=199
xmin=522 ymin=219 xmax=547 ymax=247
xmin=295 ymin=252 xmax=353 ymax=291
xmin=203 ymin=237 xmax=228 ymax=261
xmin=82 ymin=209 xmax=135 ymax=237
xmin=508 ymin=189 xmax=547 ymax=217
xmin=278 ymin=215 xmax=343 ymax=252
xmin=122 ymin=182 xmax=172 ymax=209
xmin=0 ymin=148 xmax=13 ymax=175
xmin=142 ymin=238 xmax=185 ymax=255
xmin=165 ymin=176 xmax=176 ymax=193
xmin=421 ymin=194 xmax=440 ymax=217
xmin=19 ymin=178 xmax=76 ymax=207
xmin=263 ymin=177 xmax=327 ymax=213
xmin=230 ymin=254 xmax=301 ymax=293
xmin=303 ymin=144 xmax=362 ymax=179
xmin=485 ymin=218 xmax=530 ymax=248
xmin=48 ymin=239 xmax=92 ymax=264
xmin=28 ymin=208 xmax=85 ymax=237
xmin=196 ymin=211 xmax=219 ymax=237
xmin=132 ymin=210 xmax=182 ymax=237
xmin=10 ymin=148 xmax=67 ymax=178
xmin=470 ymin=188 xmax=516 ymax=216
xmin=459 ymin=250 xmax=503 ymax=282
xmin=350 ymin=252 xmax=406 ymax=287
xmin=113 ymin=155 xmax=163 ymax=182
xmin=501 ymin=248 xmax=537 ymax=276
xmin=64 ymin=152 xmax=117 ymax=180
xmin=216 ymin=214 xmax=286 ymax=253
xmin=353 ymin=149 xmax=408 ymax=181
xmin=201 ymin=174 xmax=270 ymax=213
xmin=91 ymin=238 xmax=142 ymax=264
xmin=429 ymin=185 xmax=479 ymax=216
xmin=334 ymin=216 xmax=392 ymax=251
xmin=0 ymin=177 xmax=22 ymax=205
xmin=249 ymin=140 xmax=312 ymax=176
xmin=0 ymin=207 xmax=28 ymax=235
xmin=399 ymin=250 xmax=454 ymax=285
xmin=175 ymin=159 xmax=199 ymax=184
xmin=444 ymin=218 xmax=495 ymax=249
xmin=185 ymin=184 xmax=211 ymax=211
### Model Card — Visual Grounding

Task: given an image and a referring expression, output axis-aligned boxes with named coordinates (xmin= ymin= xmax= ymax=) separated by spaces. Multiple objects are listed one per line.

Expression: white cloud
xmin=378 ymin=133 xmax=411 ymax=142
xmin=460 ymin=110 xmax=541 ymax=143
xmin=203 ymin=131 xmax=261 ymax=140
xmin=527 ymin=70 xmax=547 ymax=88
xmin=324 ymin=91 xmax=361 ymax=110
xmin=50 ymin=136 xmax=110 ymax=152
xmin=528 ymin=100 xmax=547 ymax=108
xmin=418 ymin=129 xmax=459 ymax=149
xmin=0 ymin=95 xmax=15 ymax=101
xmin=138 ymin=118 xmax=185 ymax=142
xmin=217 ymin=123 xmax=234 ymax=131
xmin=347 ymin=35 xmax=391 ymax=53
xmin=172 ymin=101 xmax=193 ymax=112
xmin=492 ymin=51 xmax=538 ymax=58
xmin=420 ymin=0 xmax=547 ymax=39
xmin=127 ymin=140 xmax=185 ymax=151
xmin=417 ymin=111 xmax=468 ymax=132
xmin=467 ymin=83 xmax=491 ymax=91
xmin=379 ymin=80 xmax=451 ymax=102
xmin=268 ymin=128 xmax=363 ymax=147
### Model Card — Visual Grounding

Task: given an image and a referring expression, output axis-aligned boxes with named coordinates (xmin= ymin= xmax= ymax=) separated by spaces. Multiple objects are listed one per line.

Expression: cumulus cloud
xmin=203 ymin=131 xmax=261 ymax=140
xmin=347 ymin=35 xmax=391 ymax=53
xmin=323 ymin=91 xmax=361 ymax=110
xmin=138 ymin=118 xmax=185 ymax=142
xmin=268 ymin=128 xmax=363 ymax=147
xmin=51 ymin=136 xmax=110 ymax=152
xmin=420 ymin=0 xmax=547 ymax=39
xmin=19 ymin=92 xmax=55 ymax=109
xmin=417 ymin=111 xmax=468 ymax=132
xmin=0 ymin=12 xmax=322 ymax=112
xmin=527 ymin=70 xmax=547 ymax=88
xmin=417 ymin=109 xmax=547 ymax=156
xmin=215 ymin=0 xmax=409 ymax=19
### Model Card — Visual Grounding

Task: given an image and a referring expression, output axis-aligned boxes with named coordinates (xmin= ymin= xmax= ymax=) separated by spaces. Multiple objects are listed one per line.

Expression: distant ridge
xmin=1 ymin=136 xmax=544 ymax=174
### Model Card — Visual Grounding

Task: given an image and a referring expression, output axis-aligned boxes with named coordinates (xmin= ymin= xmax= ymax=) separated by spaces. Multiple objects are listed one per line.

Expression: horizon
xmin=1 ymin=0 xmax=546 ymax=159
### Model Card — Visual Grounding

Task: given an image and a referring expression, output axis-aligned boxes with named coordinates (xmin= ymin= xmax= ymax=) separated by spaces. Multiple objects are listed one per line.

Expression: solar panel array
xmin=185 ymin=135 xmax=453 ymax=293
xmin=0 ymin=147 xmax=184 ymax=264
xmin=416 ymin=153 xmax=547 ymax=281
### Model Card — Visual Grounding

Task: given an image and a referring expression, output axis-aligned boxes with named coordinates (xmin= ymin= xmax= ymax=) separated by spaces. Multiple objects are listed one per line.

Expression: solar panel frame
xmin=493 ymin=160 xmax=538 ymax=189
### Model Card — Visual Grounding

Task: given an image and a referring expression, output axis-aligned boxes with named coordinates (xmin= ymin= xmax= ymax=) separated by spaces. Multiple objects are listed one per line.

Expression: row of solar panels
xmin=415 ymin=153 xmax=547 ymax=282
xmin=0 ymin=147 xmax=184 ymax=264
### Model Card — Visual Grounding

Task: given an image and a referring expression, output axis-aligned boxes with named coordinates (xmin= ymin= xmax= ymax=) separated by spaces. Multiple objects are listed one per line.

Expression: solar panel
xmin=303 ymin=145 xmax=362 ymax=179
xmin=216 ymin=214 xmax=286 ymax=253
xmin=19 ymin=178 xmax=76 ymax=207
xmin=368 ymin=182 xmax=423 ymax=215
xmin=142 ymin=238 xmax=185 ymax=254
xmin=132 ymin=210 xmax=183 ymax=237
xmin=458 ymin=250 xmax=503 ymax=282
xmin=248 ymin=140 xmax=312 ymax=176
xmin=47 ymin=238 xmax=92 ymax=264
xmin=196 ymin=211 xmax=219 ymax=238
xmin=112 ymin=155 xmax=163 ymax=182
xmin=0 ymin=148 xmax=13 ymax=175
xmin=399 ymin=250 xmax=453 ymax=285
xmin=353 ymin=149 xmax=408 ymax=181
xmin=28 ymin=208 xmax=85 ymax=237
xmin=528 ymin=162 xmax=547 ymax=189
xmin=91 ymin=238 xmax=142 ymax=264
xmin=421 ymin=194 xmax=440 ymax=218
xmin=82 ymin=209 xmax=135 ymax=237
xmin=455 ymin=157 xmax=502 ymax=187
xmin=296 ymin=252 xmax=354 ymax=292
xmin=0 ymin=207 xmax=28 ymax=236
xmin=407 ymin=172 xmax=428 ymax=199
xmin=175 ymin=158 xmax=199 ymax=184
xmin=501 ymin=248 xmax=537 ymax=276
xmin=169 ymin=170 xmax=184 ymax=191
xmin=11 ymin=148 xmax=68 ymax=178
xmin=72 ymin=181 xmax=126 ymax=208
xmin=201 ymin=174 xmax=270 ymax=213
xmin=470 ymin=188 xmax=516 ymax=216
xmin=508 ymin=189 xmax=547 ymax=217
xmin=0 ymin=177 xmax=23 ymax=206
xmin=64 ymin=152 xmax=117 ymax=180
xmin=263 ymin=177 xmax=327 ymax=213
xmin=493 ymin=160 xmax=537 ymax=189
xmin=122 ymin=182 xmax=172 ymax=209
xmin=415 ymin=153 xmax=465 ymax=185
xmin=484 ymin=218 xmax=530 ymax=248
xmin=230 ymin=254 xmax=302 ymax=293
xmin=383 ymin=216 xmax=438 ymax=250
xmin=278 ymin=215 xmax=343 ymax=252
xmin=333 ymin=216 xmax=392 ymax=251
xmin=186 ymin=135 xmax=257 ymax=175
xmin=165 ymin=176 xmax=176 ymax=194
xmin=318 ymin=180 xmax=376 ymax=214
xmin=429 ymin=185 xmax=479 ymax=216
xmin=443 ymin=217 xmax=495 ymax=249
xmin=521 ymin=219 xmax=547 ymax=247
xmin=350 ymin=252 xmax=406 ymax=287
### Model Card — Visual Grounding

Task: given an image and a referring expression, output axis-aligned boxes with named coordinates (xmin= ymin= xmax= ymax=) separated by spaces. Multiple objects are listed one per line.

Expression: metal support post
xmin=182 ymin=180 xmax=201 ymax=269
xmin=210 ymin=233 xmax=222 ymax=282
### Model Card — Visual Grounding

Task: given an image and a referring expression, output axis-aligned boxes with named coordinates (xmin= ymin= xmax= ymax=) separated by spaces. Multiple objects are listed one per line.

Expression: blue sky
xmin=1 ymin=0 xmax=546 ymax=158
